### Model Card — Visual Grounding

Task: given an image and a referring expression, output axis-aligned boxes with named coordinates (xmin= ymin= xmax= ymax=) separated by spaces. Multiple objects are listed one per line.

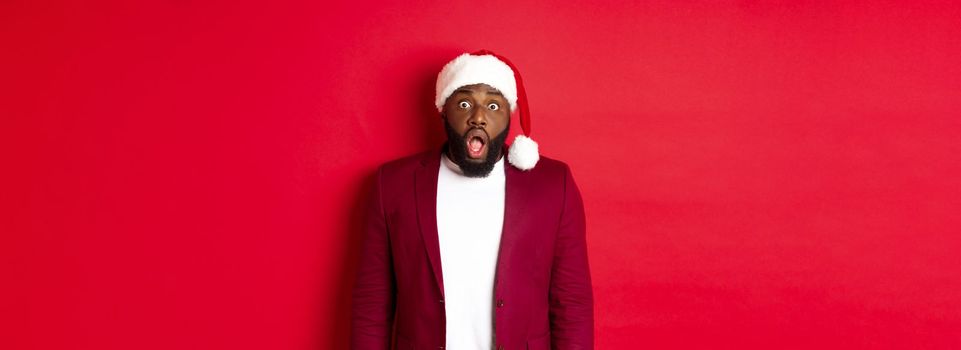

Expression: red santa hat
xmin=435 ymin=49 xmax=539 ymax=170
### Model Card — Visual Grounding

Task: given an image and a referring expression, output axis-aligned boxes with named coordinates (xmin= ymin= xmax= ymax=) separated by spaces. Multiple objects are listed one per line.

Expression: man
xmin=350 ymin=50 xmax=593 ymax=350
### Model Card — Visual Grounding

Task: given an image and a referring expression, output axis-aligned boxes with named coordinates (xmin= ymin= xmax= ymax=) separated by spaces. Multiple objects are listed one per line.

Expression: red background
xmin=3 ymin=1 xmax=960 ymax=349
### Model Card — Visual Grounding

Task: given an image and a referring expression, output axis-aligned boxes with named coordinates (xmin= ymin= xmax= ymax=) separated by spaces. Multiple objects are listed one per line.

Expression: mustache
xmin=463 ymin=126 xmax=488 ymax=138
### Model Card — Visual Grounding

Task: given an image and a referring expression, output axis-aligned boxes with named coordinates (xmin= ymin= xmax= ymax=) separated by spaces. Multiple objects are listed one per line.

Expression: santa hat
xmin=435 ymin=49 xmax=539 ymax=170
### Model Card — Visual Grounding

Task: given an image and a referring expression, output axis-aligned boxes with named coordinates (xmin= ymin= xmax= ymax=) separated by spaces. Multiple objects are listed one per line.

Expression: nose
xmin=468 ymin=106 xmax=487 ymax=128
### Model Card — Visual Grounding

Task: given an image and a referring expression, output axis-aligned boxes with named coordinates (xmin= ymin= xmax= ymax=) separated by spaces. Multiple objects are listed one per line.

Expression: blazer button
xmin=496 ymin=299 xmax=504 ymax=307
xmin=437 ymin=346 xmax=444 ymax=349
xmin=439 ymin=299 xmax=444 ymax=303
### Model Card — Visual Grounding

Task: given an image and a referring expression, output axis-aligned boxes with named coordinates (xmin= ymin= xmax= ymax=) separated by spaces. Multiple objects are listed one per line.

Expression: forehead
xmin=451 ymin=83 xmax=504 ymax=97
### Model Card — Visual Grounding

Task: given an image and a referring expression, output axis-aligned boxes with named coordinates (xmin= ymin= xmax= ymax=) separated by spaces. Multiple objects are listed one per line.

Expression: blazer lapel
xmin=495 ymin=153 xmax=527 ymax=291
xmin=415 ymin=145 xmax=445 ymax=298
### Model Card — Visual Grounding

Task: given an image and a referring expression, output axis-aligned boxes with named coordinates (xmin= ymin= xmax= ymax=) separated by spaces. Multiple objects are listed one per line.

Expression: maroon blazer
xmin=351 ymin=144 xmax=593 ymax=350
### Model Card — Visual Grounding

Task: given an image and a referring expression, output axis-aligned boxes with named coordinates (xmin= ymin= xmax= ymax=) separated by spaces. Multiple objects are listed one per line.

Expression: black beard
xmin=443 ymin=120 xmax=510 ymax=178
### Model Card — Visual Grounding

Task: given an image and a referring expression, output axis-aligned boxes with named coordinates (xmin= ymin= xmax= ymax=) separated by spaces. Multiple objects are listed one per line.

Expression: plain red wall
xmin=3 ymin=1 xmax=960 ymax=349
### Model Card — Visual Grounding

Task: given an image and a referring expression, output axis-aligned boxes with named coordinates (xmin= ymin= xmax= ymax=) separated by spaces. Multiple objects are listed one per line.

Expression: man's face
xmin=441 ymin=83 xmax=511 ymax=177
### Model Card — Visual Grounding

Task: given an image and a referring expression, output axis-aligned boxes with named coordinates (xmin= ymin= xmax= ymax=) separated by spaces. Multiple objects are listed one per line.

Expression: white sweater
xmin=436 ymin=152 xmax=506 ymax=350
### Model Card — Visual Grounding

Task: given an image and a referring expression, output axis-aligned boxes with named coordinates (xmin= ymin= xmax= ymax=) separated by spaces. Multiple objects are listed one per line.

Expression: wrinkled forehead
xmin=451 ymin=84 xmax=505 ymax=97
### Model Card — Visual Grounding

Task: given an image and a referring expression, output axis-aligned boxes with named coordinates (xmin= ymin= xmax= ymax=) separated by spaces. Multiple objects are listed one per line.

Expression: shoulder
xmin=369 ymin=148 xmax=440 ymax=191
xmin=519 ymin=154 xmax=576 ymax=181
xmin=505 ymin=154 xmax=580 ymax=203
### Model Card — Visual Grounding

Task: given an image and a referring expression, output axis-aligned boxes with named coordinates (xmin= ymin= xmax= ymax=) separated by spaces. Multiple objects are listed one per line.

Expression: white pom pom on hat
xmin=435 ymin=49 xmax=540 ymax=171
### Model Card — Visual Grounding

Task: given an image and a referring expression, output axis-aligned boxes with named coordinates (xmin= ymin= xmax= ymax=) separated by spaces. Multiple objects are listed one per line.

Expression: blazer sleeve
xmin=549 ymin=164 xmax=594 ymax=350
xmin=350 ymin=166 xmax=397 ymax=350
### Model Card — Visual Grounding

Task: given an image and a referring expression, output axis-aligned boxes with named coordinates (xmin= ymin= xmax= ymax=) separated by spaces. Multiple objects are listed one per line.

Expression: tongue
xmin=470 ymin=138 xmax=483 ymax=152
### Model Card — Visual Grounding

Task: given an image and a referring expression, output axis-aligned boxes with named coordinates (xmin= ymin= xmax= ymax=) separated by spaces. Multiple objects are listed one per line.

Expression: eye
xmin=487 ymin=102 xmax=499 ymax=111
xmin=458 ymin=101 xmax=470 ymax=109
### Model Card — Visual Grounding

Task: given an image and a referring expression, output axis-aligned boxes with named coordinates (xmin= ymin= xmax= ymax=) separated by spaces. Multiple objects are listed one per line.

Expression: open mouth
xmin=465 ymin=128 xmax=489 ymax=159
